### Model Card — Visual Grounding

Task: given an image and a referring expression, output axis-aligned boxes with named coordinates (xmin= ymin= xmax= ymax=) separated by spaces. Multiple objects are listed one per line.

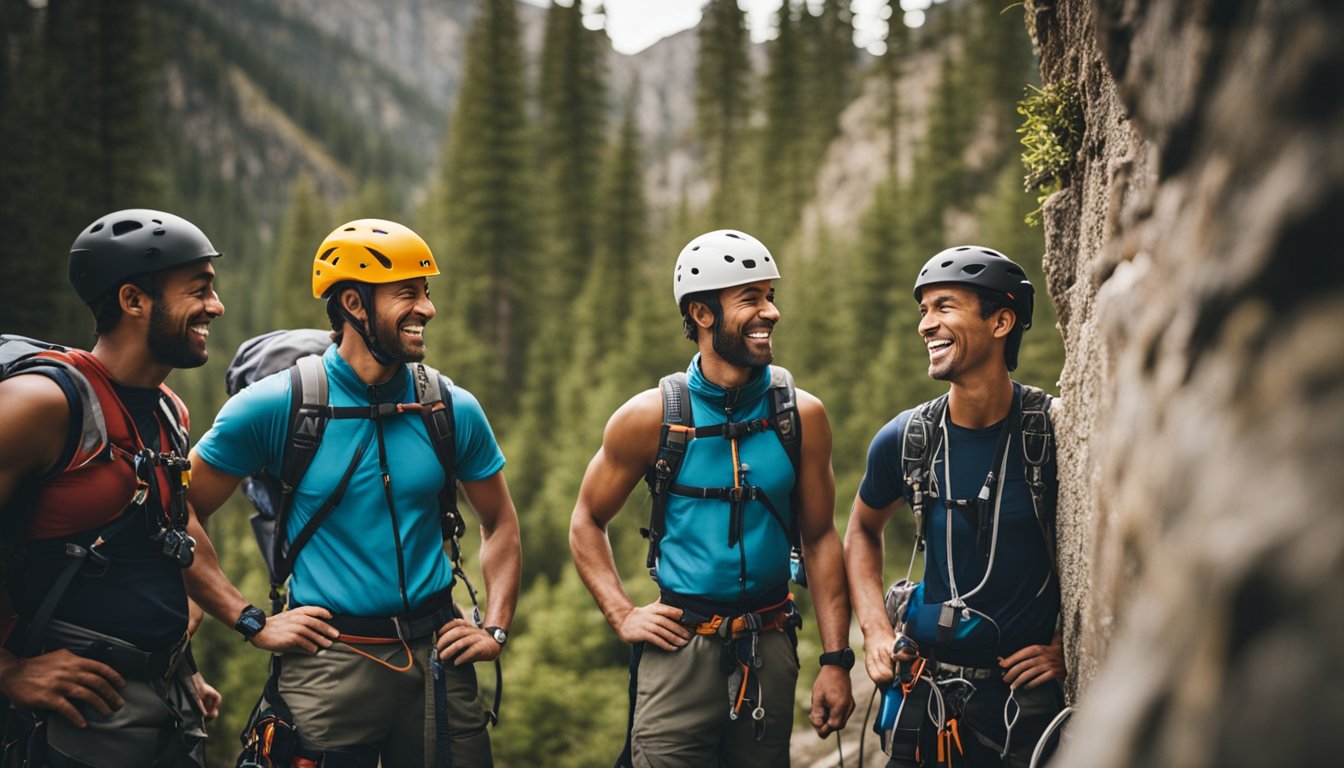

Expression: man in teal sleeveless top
xmin=570 ymin=230 xmax=854 ymax=767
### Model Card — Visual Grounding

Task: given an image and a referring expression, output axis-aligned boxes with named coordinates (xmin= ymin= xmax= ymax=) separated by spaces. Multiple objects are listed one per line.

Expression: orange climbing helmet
xmin=311 ymin=219 xmax=439 ymax=299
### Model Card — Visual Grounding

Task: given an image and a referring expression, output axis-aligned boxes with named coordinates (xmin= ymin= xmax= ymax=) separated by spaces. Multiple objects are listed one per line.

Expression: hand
xmin=999 ymin=630 xmax=1066 ymax=689
xmin=0 ymin=650 xmax=124 ymax=728
xmin=861 ymin=625 xmax=899 ymax=686
xmin=189 ymin=672 xmax=221 ymax=721
xmin=251 ymin=605 xmax=339 ymax=654
xmin=615 ymin=600 xmax=690 ymax=652
xmin=435 ymin=619 xmax=502 ymax=665
xmin=808 ymin=665 xmax=854 ymax=738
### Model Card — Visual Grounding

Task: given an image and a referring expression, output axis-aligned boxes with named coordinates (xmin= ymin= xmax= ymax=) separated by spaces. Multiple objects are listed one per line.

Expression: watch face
xmin=490 ymin=628 xmax=507 ymax=645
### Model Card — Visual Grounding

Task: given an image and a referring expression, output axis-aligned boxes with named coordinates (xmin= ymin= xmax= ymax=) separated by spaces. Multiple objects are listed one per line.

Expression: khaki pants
xmin=277 ymin=637 xmax=493 ymax=768
xmin=631 ymin=632 xmax=799 ymax=768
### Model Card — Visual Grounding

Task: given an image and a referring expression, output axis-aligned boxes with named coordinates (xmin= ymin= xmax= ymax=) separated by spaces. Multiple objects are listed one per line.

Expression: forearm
xmin=477 ymin=513 xmax=521 ymax=630
xmin=844 ymin=522 xmax=892 ymax=639
xmin=183 ymin=510 xmax=251 ymax=626
xmin=803 ymin=530 xmax=851 ymax=652
xmin=569 ymin=511 xmax=635 ymax=631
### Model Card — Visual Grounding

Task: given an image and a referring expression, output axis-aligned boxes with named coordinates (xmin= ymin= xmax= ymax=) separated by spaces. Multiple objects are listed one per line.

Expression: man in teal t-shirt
xmin=570 ymin=230 xmax=854 ymax=767
xmin=184 ymin=219 xmax=521 ymax=768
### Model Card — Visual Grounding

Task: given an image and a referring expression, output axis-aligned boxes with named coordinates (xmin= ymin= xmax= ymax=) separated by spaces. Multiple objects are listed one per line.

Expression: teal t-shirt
xmin=195 ymin=345 xmax=505 ymax=616
xmin=656 ymin=356 xmax=795 ymax=605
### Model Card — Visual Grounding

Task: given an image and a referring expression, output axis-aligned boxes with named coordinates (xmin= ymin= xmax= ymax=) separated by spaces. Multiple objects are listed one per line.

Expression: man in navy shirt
xmin=845 ymin=246 xmax=1066 ymax=767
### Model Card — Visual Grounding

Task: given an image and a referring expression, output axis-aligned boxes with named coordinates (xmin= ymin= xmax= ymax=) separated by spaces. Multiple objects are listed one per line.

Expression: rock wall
xmin=1033 ymin=1 xmax=1344 ymax=765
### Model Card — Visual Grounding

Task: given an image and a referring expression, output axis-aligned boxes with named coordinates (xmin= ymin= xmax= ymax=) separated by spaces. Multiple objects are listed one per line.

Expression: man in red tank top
xmin=0 ymin=209 xmax=225 ymax=767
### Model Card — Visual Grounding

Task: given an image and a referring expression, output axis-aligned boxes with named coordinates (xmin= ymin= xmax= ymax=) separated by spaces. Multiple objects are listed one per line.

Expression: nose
xmin=917 ymin=310 xmax=936 ymax=336
xmin=417 ymin=293 xmax=436 ymax=322
xmin=760 ymin=299 xmax=780 ymax=322
xmin=206 ymin=290 xmax=225 ymax=317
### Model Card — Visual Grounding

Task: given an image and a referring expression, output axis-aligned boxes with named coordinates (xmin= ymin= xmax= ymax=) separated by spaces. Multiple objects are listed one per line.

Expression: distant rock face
xmin=1034 ymin=1 xmax=1344 ymax=765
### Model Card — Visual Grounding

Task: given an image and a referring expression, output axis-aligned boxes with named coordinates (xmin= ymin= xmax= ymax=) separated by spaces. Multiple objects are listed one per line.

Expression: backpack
xmin=223 ymin=330 xmax=463 ymax=615
xmin=642 ymin=367 xmax=808 ymax=588
xmin=0 ymin=335 xmax=193 ymax=655
xmin=899 ymin=383 xmax=1058 ymax=567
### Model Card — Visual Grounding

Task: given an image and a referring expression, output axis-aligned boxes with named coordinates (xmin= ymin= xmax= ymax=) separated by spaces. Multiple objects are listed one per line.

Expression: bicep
xmin=795 ymin=393 xmax=837 ymax=541
xmin=185 ymin=449 xmax=244 ymax=519
xmin=573 ymin=392 xmax=660 ymax=530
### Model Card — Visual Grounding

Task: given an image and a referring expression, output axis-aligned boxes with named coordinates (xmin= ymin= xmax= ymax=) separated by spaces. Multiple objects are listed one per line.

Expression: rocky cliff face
xmin=1033 ymin=1 xmax=1344 ymax=764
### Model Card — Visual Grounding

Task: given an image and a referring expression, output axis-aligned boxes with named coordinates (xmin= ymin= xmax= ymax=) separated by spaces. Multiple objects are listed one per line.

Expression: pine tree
xmin=430 ymin=0 xmax=534 ymax=405
xmin=694 ymin=0 xmax=752 ymax=214
xmin=756 ymin=2 xmax=805 ymax=244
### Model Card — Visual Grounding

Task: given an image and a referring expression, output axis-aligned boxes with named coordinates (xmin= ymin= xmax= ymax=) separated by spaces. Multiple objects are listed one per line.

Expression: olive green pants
xmin=277 ymin=637 xmax=493 ymax=767
xmin=40 ymin=622 xmax=205 ymax=768
xmin=630 ymin=632 xmax=799 ymax=768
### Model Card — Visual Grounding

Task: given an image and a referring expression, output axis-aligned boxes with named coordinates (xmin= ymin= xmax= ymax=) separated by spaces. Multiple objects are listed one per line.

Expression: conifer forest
xmin=4 ymin=0 xmax=1339 ymax=765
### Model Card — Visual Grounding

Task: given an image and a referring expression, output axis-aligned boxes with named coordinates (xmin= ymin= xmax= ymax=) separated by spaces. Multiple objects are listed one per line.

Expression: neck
xmin=696 ymin=344 xmax=754 ymax=390
xmin=91 ymin=332 xmax=171 ymax=389
xmin=946 ymin=368 xmax=1014 ymax=429
xmin=338 ymin=332 xmax=398 ymax=386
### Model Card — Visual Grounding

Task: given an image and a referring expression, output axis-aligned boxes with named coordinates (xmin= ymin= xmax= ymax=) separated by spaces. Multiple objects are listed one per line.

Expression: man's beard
xmin=371 ymin=313 xmax=426 ymax=364
xmin=712 ymin=320 xmax=773 ymax=369
xmin=147 ymin=302 xmax=208 ymax=369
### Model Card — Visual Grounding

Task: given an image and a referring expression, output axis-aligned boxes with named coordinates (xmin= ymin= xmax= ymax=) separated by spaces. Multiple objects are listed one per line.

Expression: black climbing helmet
xmin=913 ymin=245 xmax=1034 ymax=331
xmin=69 ymin=209 xmax=222 ymax=305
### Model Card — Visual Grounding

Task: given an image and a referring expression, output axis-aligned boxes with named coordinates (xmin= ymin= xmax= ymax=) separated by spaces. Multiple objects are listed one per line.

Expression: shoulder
xmin=601 ymin=387 xmax=663 ymax=467
xmin=868 ymin=408 xmax=918 ymax=455
xmin=0 ymin=372 xmax=73 ymax=475
xmin=0 ymin=371 xmax=72 ymax=424
xmin=209 ymin=367 xmax=292 ymax=429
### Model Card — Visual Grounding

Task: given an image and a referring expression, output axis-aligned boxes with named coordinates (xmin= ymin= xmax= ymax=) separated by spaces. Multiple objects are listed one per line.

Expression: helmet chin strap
xmin=337 ymin=284 xmax=397 ymax=367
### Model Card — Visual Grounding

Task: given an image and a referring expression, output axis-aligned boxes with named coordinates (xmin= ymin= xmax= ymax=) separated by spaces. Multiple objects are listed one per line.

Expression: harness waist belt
xmin=682 ymin=596 xmax=799 ymax=640
xmin=932 ymin=659 xmax=1001 ymax=682
xmin=66 ymin=633 xmax=189 ymax=681
xmin=325 ymin=589 xmax=457 ymax=641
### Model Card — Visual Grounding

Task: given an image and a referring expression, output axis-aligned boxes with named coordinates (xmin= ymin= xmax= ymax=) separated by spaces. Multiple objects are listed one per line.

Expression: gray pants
xmin=39 ymin=621 xmax=206 ymax=768
xmin=630 ymin=632 xmax=800 ymax=768
xmin=276 ymin=636 xmax=493 ymax=768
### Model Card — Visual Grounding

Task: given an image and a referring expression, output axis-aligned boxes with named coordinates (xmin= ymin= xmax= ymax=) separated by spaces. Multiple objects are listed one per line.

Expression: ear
xmin=340 ymin=287 xmax=367 ymax=322
xmin=118 ymin=283 xmax=150 ymax=319
xmin=688 ymin=300 xmax=716 ymax=331
xmin=991 ymin=307 xmax=1017 ymax=339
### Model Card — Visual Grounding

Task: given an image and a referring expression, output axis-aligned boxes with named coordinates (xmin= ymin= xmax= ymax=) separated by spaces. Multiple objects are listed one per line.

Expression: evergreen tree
xmin=429 ymin=0 xmax=534 ymax=406
xmin=756 ymin=2 xmax=806 ymax=244
xmin=694 ymin=0 xmax=752 ymax=214
xmin=805 ymin=0 xmax=856 ymax=148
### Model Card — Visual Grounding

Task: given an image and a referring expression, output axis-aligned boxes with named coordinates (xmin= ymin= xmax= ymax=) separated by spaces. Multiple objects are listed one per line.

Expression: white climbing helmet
xmin=673 ymin=229 xmax=781 ymax=304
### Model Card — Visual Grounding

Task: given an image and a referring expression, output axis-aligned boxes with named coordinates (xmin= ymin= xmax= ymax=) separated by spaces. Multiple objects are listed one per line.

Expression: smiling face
xmin=916 ymin=283 xmax=1012 ymax=382
xmin=707 ymin=279 xmax=779 ymax=370
xmin=368 ymin=277 xmax=435 ymax=363
xmin=145 ymin=260 xmax=224 ymax=369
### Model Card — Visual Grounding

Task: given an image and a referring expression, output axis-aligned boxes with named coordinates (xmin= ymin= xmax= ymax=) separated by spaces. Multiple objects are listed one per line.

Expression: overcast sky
xmin=520 ymin=0 xmax=939 ymax=56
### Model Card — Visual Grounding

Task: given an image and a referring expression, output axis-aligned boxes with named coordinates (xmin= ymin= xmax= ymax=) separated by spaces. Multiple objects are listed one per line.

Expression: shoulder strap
xmin=768 ymin=366 xmax=807 ymax=586
xmin=642 ymin=372 xmax=692 ymax=574
xmin=266 ymin=355 xmax=329 ymax=605
xmin=411 ymin=363 xmax=464 ymax=555
xmin=901 ymin=394 xmax=948 ymax=550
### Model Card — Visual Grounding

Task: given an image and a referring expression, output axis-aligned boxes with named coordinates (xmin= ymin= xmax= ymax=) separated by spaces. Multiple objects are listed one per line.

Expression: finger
xmin=998 ymin=645 xmax=1042 ymax=668
xmin=292 ymin=605 xmax=334 ymax=620
xmin=77 ymin=658 xmax=126 ymax=689
xmin=648 ymin=604 xmax=684 ymax=621
xmin=63 ymin=682 xmax=117 ymax=719
xmin=1016 ymin=665 xmax=1058 ymax=690
xmin=48 ymin=698 xmax=88 ymax=729
xmin=644 ymin=633 xmax=684 ymax=652
xmin=653 ymin=623 xmax=691 ymax=647
xmin=75 ymin=670 xmax=125 ymax=710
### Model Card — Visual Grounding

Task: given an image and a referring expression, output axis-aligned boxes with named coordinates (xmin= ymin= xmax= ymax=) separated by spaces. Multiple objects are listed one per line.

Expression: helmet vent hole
xmin=152 ymin=219 xmax=163 ymax=224
xmin=962 ymin=264 xmax=986 ymax=275
xmin=742 ymin=259 xmax=757 ymax=268
xmin=420 ymin=260 xmax=431 ymax=267
xmin=691 ymin=268 xmax=700 ymax=275
xmin=319 ymin=247 xmax=337 ymax=262
xmin=153 ymin=228 xmax=165 ymax=236
xmin=725 ymin=232 xmax=743 ymax=240
xmin=723 ymin=255 xmax=735 ymax=263
xmin=360 ymin=263 xmax=368 ymax=269
xmin=330 ymin=257 xmax=340 ymax=266
xmin=955 ymin=246 xmax=971 ymax=251
xmin=373 ymin=228 xmax=388 ymax=235
xmin=112 ymin=220 xmax=143 ymax=236
xmin=764 ymin=256 xmax=771 ymax=262
xmin=691 ymin=246 xmax=700 ymax=251
xmin=364 ymin=246 xmax=393 ymax=269
xmin=1007 ymin=266 xmax=1025 ymax=276
xmin=344 ymin=227 xmax=356 ymax=232
xmin=940 ymin=260 xmax=953 ymax=268
xmin=90 ymin=223 xmax=104 ymax=233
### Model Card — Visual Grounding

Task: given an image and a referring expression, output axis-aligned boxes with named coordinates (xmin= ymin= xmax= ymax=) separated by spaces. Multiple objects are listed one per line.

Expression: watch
xmin=818 ymin=648 xmax=855 ymax=670
xmin=234 ymin=604 xmax=267 ymax=641
xmin=485 ymin=626 xmax=508 ymax=647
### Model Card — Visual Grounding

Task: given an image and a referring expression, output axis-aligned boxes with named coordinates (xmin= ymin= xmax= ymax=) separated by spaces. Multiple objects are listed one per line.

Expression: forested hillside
xmin=0 ymin=1 xmax=1063 ymax=764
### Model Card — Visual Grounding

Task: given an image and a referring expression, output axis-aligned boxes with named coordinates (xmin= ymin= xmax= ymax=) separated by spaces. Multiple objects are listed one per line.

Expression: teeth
xmin=402 ymin=325 xmax=424 ymax=336
xmin=190 ymin=325 xmax=209 ymax=337
xmin=747 ymin=332 xmax=770 ymax=339
xmin=928 ymin=340 xmax=951 ymax=350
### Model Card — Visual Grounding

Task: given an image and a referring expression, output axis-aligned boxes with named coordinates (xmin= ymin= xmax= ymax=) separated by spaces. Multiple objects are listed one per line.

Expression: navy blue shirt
xmin=859 ymin=395 xmax=1058 ymax=665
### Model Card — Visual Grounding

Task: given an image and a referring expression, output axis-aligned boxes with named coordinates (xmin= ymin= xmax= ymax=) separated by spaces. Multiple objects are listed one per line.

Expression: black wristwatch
xmin=819 ymin=648 xmax=855 ymax=670
xmin=234 ymin=604 xmax=267 ymax=641
xmin=485 ymin=626 xmax=508 ymax=647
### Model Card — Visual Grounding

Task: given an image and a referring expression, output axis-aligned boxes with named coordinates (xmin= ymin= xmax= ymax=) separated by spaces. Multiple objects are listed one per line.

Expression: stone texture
xmin=1035 ymin=1 xmax=1344 ymax=765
